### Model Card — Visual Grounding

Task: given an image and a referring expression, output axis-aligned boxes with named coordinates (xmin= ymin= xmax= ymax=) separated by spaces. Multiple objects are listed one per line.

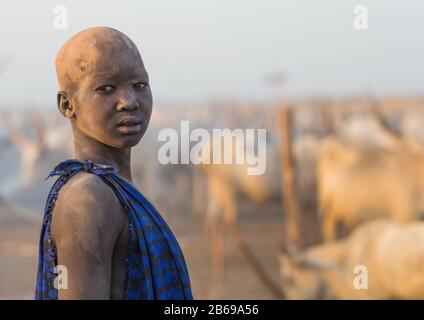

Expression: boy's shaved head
xmin=56 ymin=26 xmax=143 ymax=93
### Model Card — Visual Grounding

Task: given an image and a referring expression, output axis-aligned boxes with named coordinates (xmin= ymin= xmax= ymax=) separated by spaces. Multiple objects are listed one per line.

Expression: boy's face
xmin=69 ymin=52 xmax=152 ymax=149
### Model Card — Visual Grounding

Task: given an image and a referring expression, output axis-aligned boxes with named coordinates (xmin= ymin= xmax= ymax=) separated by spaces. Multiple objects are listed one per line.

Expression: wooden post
xmin=210 ymin=219 xmax=224 ymax=284
xmin=278 ymin=108 xmax=302 ymax=247
xmin=318 ymin=101 xmax=335 ymax=135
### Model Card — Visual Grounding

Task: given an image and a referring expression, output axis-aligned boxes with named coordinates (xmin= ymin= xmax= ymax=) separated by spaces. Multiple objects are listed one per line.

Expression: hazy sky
xmin=1 ymin=0 xmax=423 ymax=108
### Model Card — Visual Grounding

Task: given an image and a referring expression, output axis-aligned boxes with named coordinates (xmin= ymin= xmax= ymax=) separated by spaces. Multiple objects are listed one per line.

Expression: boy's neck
xmin=73 ymin=136 xmax=134 ymax=183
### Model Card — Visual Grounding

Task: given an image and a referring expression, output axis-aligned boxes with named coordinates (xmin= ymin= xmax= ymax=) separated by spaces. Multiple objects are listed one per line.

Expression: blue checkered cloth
xmin=35 ymin=159 xmax=193 ymax=300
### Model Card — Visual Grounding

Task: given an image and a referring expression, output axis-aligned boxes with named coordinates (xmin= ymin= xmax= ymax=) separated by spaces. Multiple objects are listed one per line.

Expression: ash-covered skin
xmin=51 ymin=27 xmax=153 ymax=299
xmin=56 ymin=26 xmax=153 ymax=153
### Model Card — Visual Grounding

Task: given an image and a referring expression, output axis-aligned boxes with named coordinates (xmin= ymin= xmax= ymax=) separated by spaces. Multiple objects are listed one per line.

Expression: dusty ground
xmin=0 ymin=200 xmax=285 ymax=300
xmin=171 ymin=203 xmax=284 ymax=300
xmin=0 ymin=214 xmax=41 ymax=299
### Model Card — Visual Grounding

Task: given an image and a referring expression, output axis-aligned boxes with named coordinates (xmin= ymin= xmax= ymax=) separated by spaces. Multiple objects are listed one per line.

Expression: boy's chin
xmin=107 ymin=135 xmax=143 ymax=148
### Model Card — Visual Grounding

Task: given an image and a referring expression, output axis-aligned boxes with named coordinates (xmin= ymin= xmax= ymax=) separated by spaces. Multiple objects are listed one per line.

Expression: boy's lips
xmin=117 ymin=116 xmax=142 ymax=134
xmin=117 ymin=116 xmax=142 ymax=127
xmin=117 ymin=123 xmax=142 ymax=134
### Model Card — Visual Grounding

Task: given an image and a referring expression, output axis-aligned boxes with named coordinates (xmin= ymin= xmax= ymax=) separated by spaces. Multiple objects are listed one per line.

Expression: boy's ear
xmin=57 ymin=91 xmax=76 ymax=119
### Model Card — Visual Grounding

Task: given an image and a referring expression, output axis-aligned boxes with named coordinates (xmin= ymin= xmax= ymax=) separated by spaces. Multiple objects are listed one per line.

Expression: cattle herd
xmin=190 ymin=97 xmax=424 ymax=299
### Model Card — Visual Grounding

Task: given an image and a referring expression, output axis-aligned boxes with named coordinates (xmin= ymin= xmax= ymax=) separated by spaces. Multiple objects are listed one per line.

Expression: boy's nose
xmin=116 ymin=91 xmax=139 ymax=111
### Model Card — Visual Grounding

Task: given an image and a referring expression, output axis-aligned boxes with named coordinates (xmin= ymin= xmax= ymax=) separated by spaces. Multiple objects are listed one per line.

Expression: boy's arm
xmin=51 ymin=173 xmax=125 ymax=299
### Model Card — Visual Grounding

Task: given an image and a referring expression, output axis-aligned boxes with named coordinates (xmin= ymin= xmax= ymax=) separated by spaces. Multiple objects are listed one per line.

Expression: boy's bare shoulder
xmin=56 ymin=171 xmax=120 ymax=212
xmin=51 ymin=171 xmax=126 ymax=250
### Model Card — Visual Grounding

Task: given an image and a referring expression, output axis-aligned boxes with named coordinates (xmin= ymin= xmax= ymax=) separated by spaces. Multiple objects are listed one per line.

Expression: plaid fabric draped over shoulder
xmin=35 ymin=159 xmax=193 ymax=300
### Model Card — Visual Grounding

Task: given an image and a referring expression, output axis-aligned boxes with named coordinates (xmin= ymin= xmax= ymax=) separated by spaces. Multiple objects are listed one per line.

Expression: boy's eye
xmin=96 ymin=85 xmax=115 ymax=94
xmin=133 ymin=82 xmax=148 ymax=90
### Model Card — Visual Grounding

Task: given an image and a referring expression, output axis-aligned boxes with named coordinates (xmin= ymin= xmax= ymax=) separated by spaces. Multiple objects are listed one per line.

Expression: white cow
xmin=279 ymin=219 xmax=424 ymax=299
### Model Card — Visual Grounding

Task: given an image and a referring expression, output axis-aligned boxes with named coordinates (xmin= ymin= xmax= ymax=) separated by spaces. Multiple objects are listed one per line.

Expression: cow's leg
xmin=322 ymin=206 xmax=338 ymax=242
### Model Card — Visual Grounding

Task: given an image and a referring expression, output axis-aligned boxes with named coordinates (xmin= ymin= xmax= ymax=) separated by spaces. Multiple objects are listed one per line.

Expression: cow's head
xmin=278 ymin=244 xmax=340 ymax=300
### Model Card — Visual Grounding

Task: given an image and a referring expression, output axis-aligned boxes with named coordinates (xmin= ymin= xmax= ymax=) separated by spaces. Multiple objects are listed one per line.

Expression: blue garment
xmin=35 ymin=159 xmax=193 ymax=300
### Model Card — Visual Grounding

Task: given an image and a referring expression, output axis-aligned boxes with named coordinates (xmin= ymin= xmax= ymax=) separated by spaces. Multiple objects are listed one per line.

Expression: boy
xmin=35 ymin=26 xmax=192 ymax=300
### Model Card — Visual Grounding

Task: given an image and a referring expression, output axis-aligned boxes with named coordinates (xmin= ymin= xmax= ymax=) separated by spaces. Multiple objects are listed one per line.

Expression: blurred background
xmin=1 ymin=0 xmax=424 ymax=299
